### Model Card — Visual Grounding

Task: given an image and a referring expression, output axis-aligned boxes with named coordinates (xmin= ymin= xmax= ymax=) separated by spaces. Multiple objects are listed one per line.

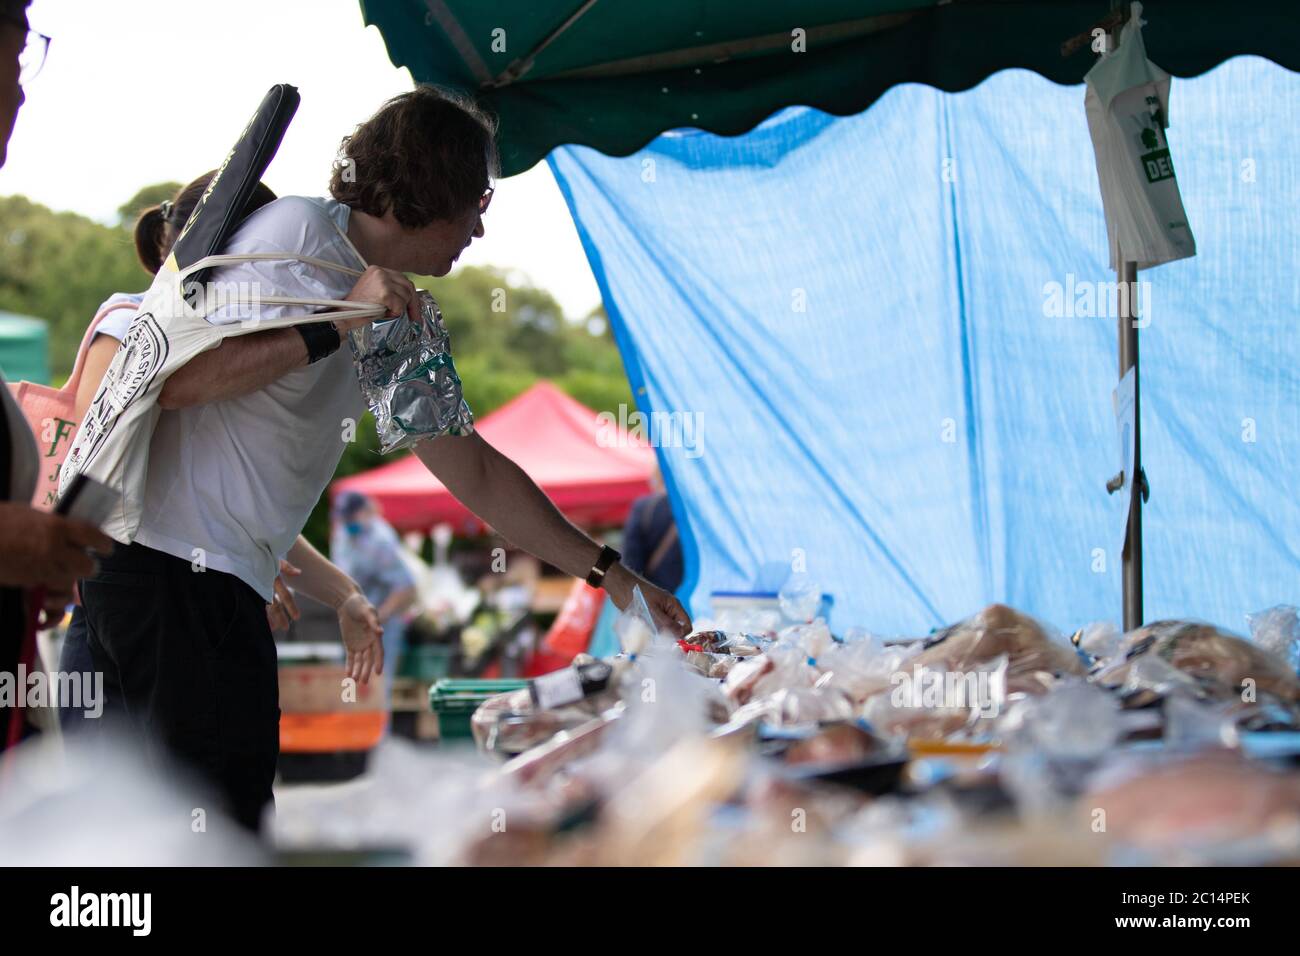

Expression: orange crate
xmin=280 ymin=710 xmax=386 ymax=753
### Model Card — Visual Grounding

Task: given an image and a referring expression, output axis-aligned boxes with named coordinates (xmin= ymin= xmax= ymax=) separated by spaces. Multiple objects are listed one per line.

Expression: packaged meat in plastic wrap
xmin=470 ymin=674 xmax=621 ymax=757
xmin=500 ymin=711 xmax=621 ymax=786
xmin=769 ymin=721 xmax=909 ymax=797
xmin=720 ymin=643 xmax=821 ymax=711
xmin=722 ymin=684 xmax=857 ymax=733
xmin=861 ymin=654 xmax=1010 ymax=742
xmin=1016 ymin=679 xmax=1124 ymax=760
xmin=776 ymin=618 xmax=835 ymax=666
xmin=995 ymin=681 xmax=1126 ymax=818
xmin=911 ymin=604 xmax=1086 ymax=692
xmin=1080 ymin=751 xmax=1300 ymax=863
xmin=681 ymin=649 xmax=717 ymax=676
xmin=1247 ymin=604 xmax=1300 ymax=674
xmin=681 ymin=629 xmax=731 ymax=654
xmin=721 ymin=653 xmax=776 ymax=706
xmin=349 ymin=290 xmax=474 ymax=454
xmin=781 ymin=721 xmax=888 ymax=767
xmin=814 ymin=633 xmax=921 ymax=704
xmin=1093 ymin=619 xmax=1300 ymax=708
xmin=1070 ymin=621 xmax=1123 ymax=666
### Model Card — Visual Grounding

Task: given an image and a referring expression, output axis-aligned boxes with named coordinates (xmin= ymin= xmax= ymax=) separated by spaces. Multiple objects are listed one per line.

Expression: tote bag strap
xmin=175 ymin=251 xmax=388 ymax=330
xmin=180 ymin=251 xmax=366 ymax=278
xmin=62 ymin=301 xmax=141 ymax=397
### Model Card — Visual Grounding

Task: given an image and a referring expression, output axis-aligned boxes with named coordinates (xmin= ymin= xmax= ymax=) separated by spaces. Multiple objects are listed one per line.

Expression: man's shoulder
xmin=226 ymin=196 xmax=345 ymax=254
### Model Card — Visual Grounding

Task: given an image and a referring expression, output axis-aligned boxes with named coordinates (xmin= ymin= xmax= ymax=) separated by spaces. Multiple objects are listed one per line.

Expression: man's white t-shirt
xmin=134 ymin=196 xmax=367 ymax=602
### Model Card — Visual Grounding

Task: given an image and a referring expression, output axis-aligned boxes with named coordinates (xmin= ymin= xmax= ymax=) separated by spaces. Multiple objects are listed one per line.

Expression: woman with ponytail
xmin=60 ymin=173 xmax=384 ymax=732
xmin=73 ymin=173 xmax=278 ymax=421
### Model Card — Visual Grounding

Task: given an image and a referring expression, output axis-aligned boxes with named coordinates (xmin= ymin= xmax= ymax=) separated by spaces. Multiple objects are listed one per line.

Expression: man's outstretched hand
xmin=602 ymin=562 xmax=692 ymax=638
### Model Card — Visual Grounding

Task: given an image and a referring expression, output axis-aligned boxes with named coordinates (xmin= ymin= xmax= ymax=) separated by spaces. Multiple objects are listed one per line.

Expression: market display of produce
xmin=272 ymin=596 xmax=1300 ymax=866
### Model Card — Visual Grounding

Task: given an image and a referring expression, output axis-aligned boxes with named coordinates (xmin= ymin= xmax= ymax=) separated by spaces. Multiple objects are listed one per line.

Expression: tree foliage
xmin=117 ymin=181 xmax=183 ymax=226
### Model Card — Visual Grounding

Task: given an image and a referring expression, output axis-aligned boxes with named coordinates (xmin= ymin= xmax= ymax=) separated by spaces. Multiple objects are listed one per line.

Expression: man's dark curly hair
xmin=330 ymin=85 xmax=499 ymax=229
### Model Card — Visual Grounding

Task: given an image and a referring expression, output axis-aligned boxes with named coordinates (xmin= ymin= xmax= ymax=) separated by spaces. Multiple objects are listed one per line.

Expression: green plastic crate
xmin=428 ymin=678 xmax=527 ymax=741
xmin=398 ymin=644 xmax=455 ymax=681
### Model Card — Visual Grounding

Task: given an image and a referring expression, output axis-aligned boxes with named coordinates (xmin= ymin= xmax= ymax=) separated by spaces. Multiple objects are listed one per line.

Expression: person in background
xmin=330 ymin=492 xmax=418 ymax=721
xmin=620 ymin=467 xmax=684 ymax=593
xmin=58 ymin=173 xmax=384 ymax=731
xmin=0 ymin=0 xmax=114 ymax=748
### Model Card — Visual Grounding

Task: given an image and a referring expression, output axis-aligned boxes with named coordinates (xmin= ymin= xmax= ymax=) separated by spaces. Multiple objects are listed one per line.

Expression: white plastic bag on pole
xmin=1084 ymin=2 xmax=1196 ymax=270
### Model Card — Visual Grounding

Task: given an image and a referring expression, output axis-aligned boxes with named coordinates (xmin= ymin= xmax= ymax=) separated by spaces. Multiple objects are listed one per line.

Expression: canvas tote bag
xmin=5 ymin=299 xmax=139 ymax=509
xmin=57 ymin=252 xmax=383 ymax=543
xmin=56 ymin=83 xmax=385 ymax=542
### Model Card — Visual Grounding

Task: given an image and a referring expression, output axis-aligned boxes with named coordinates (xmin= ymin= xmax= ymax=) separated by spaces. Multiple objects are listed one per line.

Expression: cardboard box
xmin=390 ymin=677 xmax=431 ymax=713
xmin=278 ymin=663 xmax=385 ymax=713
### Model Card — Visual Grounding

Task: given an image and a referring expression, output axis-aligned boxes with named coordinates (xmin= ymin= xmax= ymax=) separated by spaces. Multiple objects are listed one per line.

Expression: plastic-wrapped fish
xmin=913 ymin=604 xmax=1086 ymax=691
xmin=1094 ymin=620 xmax=1300 ymax=707
xmin=1083 ymin=752 xmax=1300 ymax=857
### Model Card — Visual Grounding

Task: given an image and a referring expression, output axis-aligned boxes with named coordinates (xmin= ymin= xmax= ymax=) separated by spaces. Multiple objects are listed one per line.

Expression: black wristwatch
xmin=586 ymin=545 xmax=621 ymax=589
xmin=296 ymin=320 xmax=341 ymax=364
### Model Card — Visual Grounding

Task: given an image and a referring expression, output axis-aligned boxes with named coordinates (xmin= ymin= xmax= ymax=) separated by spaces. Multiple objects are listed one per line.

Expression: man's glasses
xmin=17 ymin=28 xmax=50 ymax=84
xmin=479 ymin=185 xmax=494 ymax=216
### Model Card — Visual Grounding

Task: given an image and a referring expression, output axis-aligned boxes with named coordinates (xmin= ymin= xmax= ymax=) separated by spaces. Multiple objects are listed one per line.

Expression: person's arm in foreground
xmin=0 ymin=504 xmax=115 ymax=624
xmin=415 ymin=432 xmax=692 ymax=637
xmin=0 ymin=504 xmax=114 ymax=587
xmin=157 ymin=266 xmax=418 ymax=410
xmin=278 ymin=534 xmax=384 ymax=684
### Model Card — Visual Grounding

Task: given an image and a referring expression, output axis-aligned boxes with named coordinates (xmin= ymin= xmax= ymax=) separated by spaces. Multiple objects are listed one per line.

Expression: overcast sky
xmin=3 ymin=0 xmax=604 ymax=318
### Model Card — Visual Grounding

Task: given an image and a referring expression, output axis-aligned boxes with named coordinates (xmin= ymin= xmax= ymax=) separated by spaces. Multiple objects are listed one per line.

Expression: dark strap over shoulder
xmin=172 ymin=84 xmax=300 ymax=295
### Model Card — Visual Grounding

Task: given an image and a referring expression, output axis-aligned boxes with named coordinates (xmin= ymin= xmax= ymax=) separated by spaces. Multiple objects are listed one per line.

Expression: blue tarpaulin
xmin=549 ymin=57 xmax=1300 ymax=636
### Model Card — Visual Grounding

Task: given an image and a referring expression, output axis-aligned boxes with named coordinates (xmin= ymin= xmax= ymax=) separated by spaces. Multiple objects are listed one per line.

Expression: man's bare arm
xmin=157 ymin=327 xmax=312 ymax=410
xmin=156 ymin=265 xmax=418 ymax=410
xmin=416 ymin=432 xmax=601 ymax=579
xmin=414 ymin=431 xmax=691 ymax=635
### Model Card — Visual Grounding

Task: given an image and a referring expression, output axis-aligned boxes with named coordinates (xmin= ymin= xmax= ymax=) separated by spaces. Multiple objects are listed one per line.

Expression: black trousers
xmin=80 ymin=541 xmax=279 ymax=832
xmin=58 ymin=605 xmax=125 ymax=732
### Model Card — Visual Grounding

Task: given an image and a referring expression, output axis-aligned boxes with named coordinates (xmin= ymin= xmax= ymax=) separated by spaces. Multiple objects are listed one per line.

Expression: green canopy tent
xmin=361 ymin=0 xmax=1299 ymax=177
xmin=360 ymin=0 xmax=1300 ymax=628
xmin=0 ymin=312 xmax=49 ymax=384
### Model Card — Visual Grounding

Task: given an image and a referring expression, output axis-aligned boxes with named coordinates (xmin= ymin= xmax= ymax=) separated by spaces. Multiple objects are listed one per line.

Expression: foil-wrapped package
xmin=349 ymin=290 xmax=474 ymax=453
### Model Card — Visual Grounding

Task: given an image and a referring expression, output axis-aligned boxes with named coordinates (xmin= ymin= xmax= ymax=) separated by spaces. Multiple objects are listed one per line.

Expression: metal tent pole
xmin=1111 ymin=1 xmax=1143 ymax=632
xmin=1118 ymin=261 xmax=1143 ymax=631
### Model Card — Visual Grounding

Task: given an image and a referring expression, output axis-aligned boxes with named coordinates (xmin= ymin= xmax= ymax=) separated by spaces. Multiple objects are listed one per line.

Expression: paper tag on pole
xmin=1113 ymin=366 xmax=1137 ymax=554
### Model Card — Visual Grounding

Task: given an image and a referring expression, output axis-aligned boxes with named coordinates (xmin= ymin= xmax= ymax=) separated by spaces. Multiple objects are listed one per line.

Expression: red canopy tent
xmin=332 ymin=381 xmax=657 ymax=534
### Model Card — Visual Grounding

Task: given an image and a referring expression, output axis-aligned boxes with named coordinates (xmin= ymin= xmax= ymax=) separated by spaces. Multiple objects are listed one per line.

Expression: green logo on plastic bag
xmin=1141 ymin=148 xmax=1175 ymax=183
